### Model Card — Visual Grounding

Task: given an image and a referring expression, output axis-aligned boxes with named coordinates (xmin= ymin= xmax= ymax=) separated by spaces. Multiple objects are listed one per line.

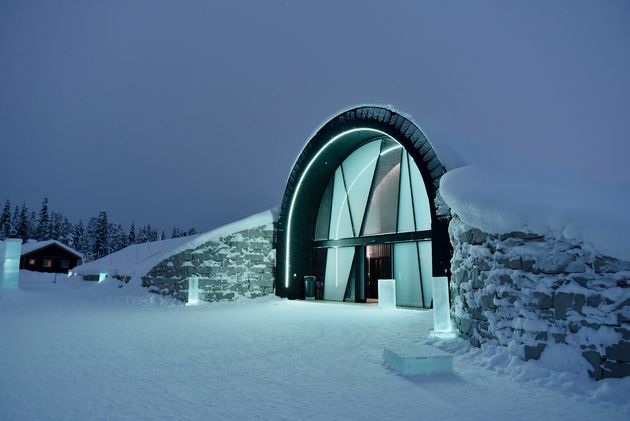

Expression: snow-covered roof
xmin=20 ymin=240 xmax=83 ymax=258
xmin=72 ymin=209 xmax=276 ymax=279
xmin=298 ymin=105 xmax=630 ymax=262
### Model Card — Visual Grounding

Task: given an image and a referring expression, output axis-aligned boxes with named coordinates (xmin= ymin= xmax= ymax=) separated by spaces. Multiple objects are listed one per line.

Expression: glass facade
xmin=313 ymin=137 xmax=435 ymax=308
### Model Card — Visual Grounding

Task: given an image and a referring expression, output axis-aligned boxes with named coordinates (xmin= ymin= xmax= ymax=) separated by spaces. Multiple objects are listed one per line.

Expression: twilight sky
xmin=1 ymin=0 xmax=629 ymax=232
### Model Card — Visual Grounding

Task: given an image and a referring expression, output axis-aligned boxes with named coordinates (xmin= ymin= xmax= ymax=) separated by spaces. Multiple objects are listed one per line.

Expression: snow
xmin=1 ymin=270 xmax=628 ymax=420
xmin=291 ymin=104 xmax=630 ymax=262
xmin=71 ymin=234 xmax=202 ymax=278
xmin=20 ymin=239 xmax=82 ymax=258
xmin=72 ymin=209 xmax=276 ymax=279
xmin=440 ymin=165 xmax=630 ymax=261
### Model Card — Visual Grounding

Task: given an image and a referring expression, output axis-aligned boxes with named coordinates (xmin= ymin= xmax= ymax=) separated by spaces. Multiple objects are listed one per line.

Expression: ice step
xmin=384 ymin=344 xmax=453 ymax=376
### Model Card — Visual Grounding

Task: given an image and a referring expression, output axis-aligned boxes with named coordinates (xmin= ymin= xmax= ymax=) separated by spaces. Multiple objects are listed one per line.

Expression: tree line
xmin=0 ymin=197 xmax=197 ymax=262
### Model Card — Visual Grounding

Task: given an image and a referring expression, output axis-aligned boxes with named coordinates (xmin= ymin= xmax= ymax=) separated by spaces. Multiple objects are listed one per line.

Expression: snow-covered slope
xmin=72 ymin=210 xmax=276 ymax=280
xmin=1 ymin=270 xmax=628 ymax=420
xmin=440 ymin=165 xmax=630 ymax=261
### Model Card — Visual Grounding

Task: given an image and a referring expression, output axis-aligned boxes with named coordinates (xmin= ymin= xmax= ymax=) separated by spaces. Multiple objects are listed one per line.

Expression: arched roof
xmin=276 ymin=105 xmax=451 ymax=299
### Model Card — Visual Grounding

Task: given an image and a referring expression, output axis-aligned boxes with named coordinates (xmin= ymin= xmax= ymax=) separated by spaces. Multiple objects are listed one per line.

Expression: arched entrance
xmin=276 ymin=106 xmax=451 ymax=304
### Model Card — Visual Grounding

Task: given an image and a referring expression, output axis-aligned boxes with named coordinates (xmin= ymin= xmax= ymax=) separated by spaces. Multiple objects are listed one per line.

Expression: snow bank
xmin=2 ymin=271 xmax=629 ymax=420
xmin=440 ymin=165 xmax=630 ymax=261
xmin=72 ymin=209 xmax=276 ymax=280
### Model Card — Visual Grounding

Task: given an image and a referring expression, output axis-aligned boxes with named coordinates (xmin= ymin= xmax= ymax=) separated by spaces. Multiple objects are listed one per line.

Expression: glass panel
xmin=409 ymin=154 xmax=432 ymax=231
xmin=324 ymin=247 xmax=355 ymax=301
xmin=344 ymin=254 xmax=357 ymax=302
xmin=417 ymin=240 xmax=434 ymax=308
xmin=328 ymin=167 xmax=355 ymax=239
xmin=362 ymin=140 xmax=402 ymax=235
xmin=341 ymin=140 xmax=381 ymax=235
xmin=397 ymin=152 xmax=415 ymax=233
xmin=314 ymin=175 xmax=334 ymax=240
xmin=393 ymin=242 xmax=423 ymax=308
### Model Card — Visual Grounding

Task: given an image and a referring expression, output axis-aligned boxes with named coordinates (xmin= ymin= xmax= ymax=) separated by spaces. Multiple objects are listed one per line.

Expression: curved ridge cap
xmin=285 ymin=104 xmax=445 ymax=188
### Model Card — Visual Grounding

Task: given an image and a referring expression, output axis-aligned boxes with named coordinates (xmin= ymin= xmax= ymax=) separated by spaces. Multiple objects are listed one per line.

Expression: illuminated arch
xmin=276 ymin=106 xmax=450 ymax=299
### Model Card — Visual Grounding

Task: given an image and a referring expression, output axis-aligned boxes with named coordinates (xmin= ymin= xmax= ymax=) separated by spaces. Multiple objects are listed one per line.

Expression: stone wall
xmin=449 ymin=215 xmax=630 ymax=379
xmin=142 ymin=223 xmax=276 ymax=302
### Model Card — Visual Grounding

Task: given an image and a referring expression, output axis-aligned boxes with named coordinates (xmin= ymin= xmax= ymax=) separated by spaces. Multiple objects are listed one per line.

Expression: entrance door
xmin=365 ymin=244 xmax=392 ymax=301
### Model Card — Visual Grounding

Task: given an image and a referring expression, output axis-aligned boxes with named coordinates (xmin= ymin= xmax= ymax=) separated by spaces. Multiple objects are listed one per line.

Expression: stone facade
xmin=449 ymin=215 xmax=630 ymax=379
xmin=142 ymin=223 xmax=276 ymax=302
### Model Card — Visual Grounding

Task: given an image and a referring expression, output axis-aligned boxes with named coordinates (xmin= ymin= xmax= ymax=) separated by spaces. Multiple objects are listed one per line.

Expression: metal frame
xmin=276 ymin=106 xmax=451 ymax=299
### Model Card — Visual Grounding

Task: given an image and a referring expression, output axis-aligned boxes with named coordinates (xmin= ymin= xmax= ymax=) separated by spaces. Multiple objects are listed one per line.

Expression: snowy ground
xmin=1 ymin=271 xmax=628 ymax=420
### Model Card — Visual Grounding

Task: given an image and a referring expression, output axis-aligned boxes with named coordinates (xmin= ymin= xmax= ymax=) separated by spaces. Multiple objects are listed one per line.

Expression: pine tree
xmin=50 ymin=212 xmax=61 ymax=241
xmin=85 ymin=217 xmax=98 ymax=260
xmin=128 ymin=222 xmax=136 ymax=245
xmin=28 ymin=211 xmax=37 ymax=239
xmin=15 ymin=203 xmax=30 ymax=242
xmin=36 ymin=197 xmax=50 ymax=240
xmin=94 ymin=211 xmax=109 ymax=258
xmin=93 ymin=211 xmax=109 ymax=258
xmin=146 ymin=224 xmax=158 ymax=242
xmin=108 ymin=223 xmax=128 ymax=253
xmin=187 ymin=228 xmax=197 ymax=236
xmin=60 ymin=217 xmax=73 ymax=246
xmin=72 ymin=220 xmax=85 ymax=253
xmin=10 ymin=205 xmax=19 ymax=237
xmin=0 ymin=199 xmax=11 ymax=240
xmin=160 ymin=231 xmax=165 ymax=241
xmin=137 ymin=225 xmax=148 ymax=243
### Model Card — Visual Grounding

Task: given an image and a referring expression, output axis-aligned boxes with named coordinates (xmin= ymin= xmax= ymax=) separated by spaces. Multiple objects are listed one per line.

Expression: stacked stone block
xmin=142 ymin=223 xmax=276 ymax=302
xmin=449 ymin=215 xmax=630 ymax=379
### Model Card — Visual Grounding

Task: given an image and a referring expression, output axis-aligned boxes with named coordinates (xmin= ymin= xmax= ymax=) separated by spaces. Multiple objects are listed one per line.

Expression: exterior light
xmin=1 ymin=239 xmax=22 ymax=289
xmin=285 ymin=128 xmax=395 ymax=289
xmin=430 ymin=276 xmax=457 ymax=339
xmin=186 ymin=276 xmax=200 ymax=306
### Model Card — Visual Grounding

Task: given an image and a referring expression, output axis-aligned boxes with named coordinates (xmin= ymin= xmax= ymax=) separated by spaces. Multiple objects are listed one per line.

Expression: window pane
xmin=341 ymin=140 xmax=381 ymax=235
xmin=397 ymin=152 xmax=415 ymax=233
xmin=362 ymin=140 xmax=402 ymax=235
xmin=314 ymin=175 xmax=334 ymax=240
xmin=328 ymin=167 xmax=355 ymax=240
xmin=409 ymin=154 xmax=432 ymax=231
xmin=417 ymin=240 xmax=434 ymax=308
xmin=323 ymin=247 xmax=355 ymax=301
xmin=393 ymin=242 xmax=423 ymax=308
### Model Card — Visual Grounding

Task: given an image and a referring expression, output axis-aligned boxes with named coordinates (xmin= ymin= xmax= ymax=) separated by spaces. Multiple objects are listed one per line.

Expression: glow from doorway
xmin=333 ymin=143 xmax=402 ymax=239
xmin=285 ymin=128 xmax=396 ymax=288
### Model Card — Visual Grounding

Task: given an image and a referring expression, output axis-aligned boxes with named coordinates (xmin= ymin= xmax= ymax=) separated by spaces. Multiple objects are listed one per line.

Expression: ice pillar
xmin=430 ymin=276 xmax=457 ymax=338
xmin=1 ymin=239 xmax=22 ymax=289
xmin=187 ymin=276 xmax=199 ymax=305
xmin=378 ymin=279 xmax=396 ymax=309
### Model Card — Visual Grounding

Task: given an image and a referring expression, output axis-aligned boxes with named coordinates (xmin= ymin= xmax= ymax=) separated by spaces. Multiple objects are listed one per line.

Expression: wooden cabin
xmin=19 ymin=240 xmax=82 ymax=273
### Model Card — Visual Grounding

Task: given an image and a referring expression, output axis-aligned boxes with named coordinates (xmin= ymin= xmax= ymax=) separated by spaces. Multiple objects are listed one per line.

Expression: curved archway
xmin=276 ymin=106 xmax=451 ymax=300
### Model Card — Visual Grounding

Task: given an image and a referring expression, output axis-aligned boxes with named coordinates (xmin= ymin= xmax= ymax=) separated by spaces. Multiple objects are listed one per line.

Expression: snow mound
xmin=440 ymin=165 xmax=630 ymax=261
xmin=72 ymin=209 xmax=276 ymax=280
